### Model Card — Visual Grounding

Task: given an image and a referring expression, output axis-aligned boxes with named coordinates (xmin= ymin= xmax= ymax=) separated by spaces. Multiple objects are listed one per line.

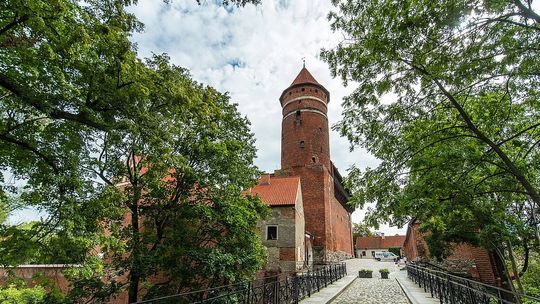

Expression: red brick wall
xmin=448 ymin=243 xmax=496 ymax=284
xmin=329 ymin=196 xmax=353 ymax=254
xmin=281 ymin=165 xmax=327 ymax=249
xmin=403 ymin=222 xmax=498 ymax=285
xmin=279 ymin=79 xmax=352 ymax=259
xmin=403 ymin=225 xmax=418 ymax=261
xmin=280 ymin=84 xmax=330 ymax=170
xmin=0 ymin=265 xmax=70 ymax=294
xmin=279 ymin=247 xmax=296 ymax=262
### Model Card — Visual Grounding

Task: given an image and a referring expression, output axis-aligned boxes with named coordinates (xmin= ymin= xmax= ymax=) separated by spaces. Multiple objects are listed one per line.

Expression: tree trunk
xmin=494 ymin=246 xmax=521 ymax=304
xmin=128 ymin=196 xmax=141 ymax=304
xmin=532 ymin=204 xmax=540 ymax=246
xmin=432 ymin=77 xmax=540 ymax=207
xmin=506 ymin=240 xmax=524 ymax=294
xmin=405 ymin=61 xmax=540 ymax=208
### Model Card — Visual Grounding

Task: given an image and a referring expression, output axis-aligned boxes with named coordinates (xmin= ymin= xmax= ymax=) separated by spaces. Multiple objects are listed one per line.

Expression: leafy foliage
xmin=1 ymin=0 xmax=266 ymax=302
xmin=0 ymin=191 xmax=8 ymax=224
xmin=0 ymin=285 xmax=45 ymax=304
xmin=322 ymin=0 xmax=540 ymax=267
xmin=520 ymin=251 xmax=540 ymax=299
xmin=352 ymin=222 xmax=372 ymax=240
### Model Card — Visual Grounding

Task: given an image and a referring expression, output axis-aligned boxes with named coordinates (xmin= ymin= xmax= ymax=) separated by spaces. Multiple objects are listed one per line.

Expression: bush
xmin=0 ymin=285 xmax=45 ymax=304
xmin=358 ymin=269 xmax=373 ymax=278
xmin=379 ymin=268 xmax=389 ymax=274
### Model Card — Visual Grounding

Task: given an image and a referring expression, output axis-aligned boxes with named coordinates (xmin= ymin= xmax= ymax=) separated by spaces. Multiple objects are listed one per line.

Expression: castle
xmin=248 ymin=66 xmax=354 ymax=270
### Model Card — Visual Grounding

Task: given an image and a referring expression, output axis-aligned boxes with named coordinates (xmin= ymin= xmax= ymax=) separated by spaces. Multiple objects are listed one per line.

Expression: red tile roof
xmin=291 ymin=67 xmax=320 ymax=86
xmin=381 ymin=235 xmax=406 ymax=248
xmin=356 ymin=235 xmax=406 ymax=249
xmin=246 ymin=175 xmax=300 ymax=206
xmin=279 ymin=67 xmax=330 ymax=103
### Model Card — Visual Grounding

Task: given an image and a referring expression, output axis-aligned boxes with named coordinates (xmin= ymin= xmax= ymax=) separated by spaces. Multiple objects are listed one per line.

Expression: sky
xmin=127 ymin=0 xmax=406 ymax=235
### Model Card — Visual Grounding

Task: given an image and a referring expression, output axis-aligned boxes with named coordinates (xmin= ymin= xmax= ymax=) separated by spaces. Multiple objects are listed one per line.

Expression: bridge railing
xmin=407 ymin=263 xmax=540 ymax=304
xmin=133 ymin=262 xmax=347 ymax=304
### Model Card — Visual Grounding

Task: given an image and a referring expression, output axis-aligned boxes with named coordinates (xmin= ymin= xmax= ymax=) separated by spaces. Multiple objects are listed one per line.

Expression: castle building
xmin=250 ymin=67 xmax=354 ymax=268
xmin=403 ymin=220 xmax=501 ymax=285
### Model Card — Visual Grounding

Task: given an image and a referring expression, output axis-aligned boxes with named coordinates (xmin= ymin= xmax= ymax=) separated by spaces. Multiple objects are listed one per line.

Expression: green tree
xmin=322 ymin=0 xmax=540 ymax=280
xmin=352 ymin=222 xmax=372 ymax=240
xmin=0 ymin=285 xmax=45 ymax=304
xmin=1 ymin=0 xmax=266 ymax=303
xmin=0 ymin=191 xmax=9 ymax=224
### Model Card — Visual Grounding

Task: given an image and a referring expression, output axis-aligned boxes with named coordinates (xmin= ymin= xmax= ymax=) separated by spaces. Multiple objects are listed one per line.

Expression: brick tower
xmin=279 ymin=66 xmax=354 ymax=263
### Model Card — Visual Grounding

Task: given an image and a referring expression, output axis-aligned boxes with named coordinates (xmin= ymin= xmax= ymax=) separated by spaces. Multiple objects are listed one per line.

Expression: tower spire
xmin=302 ymin=57 xmax=305 ymax=68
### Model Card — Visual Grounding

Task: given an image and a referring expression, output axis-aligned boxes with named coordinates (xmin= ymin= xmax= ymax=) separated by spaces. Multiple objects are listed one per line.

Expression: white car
xmin=374 ymin=251 xmax=399 ymax=262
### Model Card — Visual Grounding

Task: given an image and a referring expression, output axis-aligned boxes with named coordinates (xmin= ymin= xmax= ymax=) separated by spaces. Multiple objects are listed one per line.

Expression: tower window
xmin=315 ymin=89 xmax=318 ymax=93
xmin=312 ymin=156 xmax=316 ymax=163
xmin=300 ymin=141 xmax=305 ymax=148
xmin=296 ymin=110 xmax=301 ymax=118
xmin=301 ymin=88 xmax=305 ymax=92
xmin=267 ymin=225 xmax=278 ymax=240
xmin=289 ymin=92 xmax=292 ymax=95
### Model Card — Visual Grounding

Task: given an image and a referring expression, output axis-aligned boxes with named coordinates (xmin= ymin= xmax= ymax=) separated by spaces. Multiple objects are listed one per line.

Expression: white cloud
xmin=128 ymin=0 xmax=405 ymax=234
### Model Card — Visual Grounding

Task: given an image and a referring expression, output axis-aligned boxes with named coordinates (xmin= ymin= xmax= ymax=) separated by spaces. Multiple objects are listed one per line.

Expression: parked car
xmin=374 ymin=251 xmax=399 ymax=262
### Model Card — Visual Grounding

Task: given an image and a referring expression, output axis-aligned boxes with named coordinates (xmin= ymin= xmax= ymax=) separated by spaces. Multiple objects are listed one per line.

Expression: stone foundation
xmin=312 ymin=246 xmax=352 ymax=264
xmin=326 ymin=250 xmax=352 ymax=262
xmin=419 ymin=257 xmax=477 ymax=278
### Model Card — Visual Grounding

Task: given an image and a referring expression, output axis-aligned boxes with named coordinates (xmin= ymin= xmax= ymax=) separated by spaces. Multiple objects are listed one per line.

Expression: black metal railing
xmin=133 ymin=263 xmax=347 ymax=304
xmin=407 ymin=263 xmax=540 ymax=304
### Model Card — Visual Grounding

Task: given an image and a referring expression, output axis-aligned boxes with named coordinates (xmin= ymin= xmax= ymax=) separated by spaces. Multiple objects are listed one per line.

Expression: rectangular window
xmin=267 ymin=225 xmax=278 ymax=240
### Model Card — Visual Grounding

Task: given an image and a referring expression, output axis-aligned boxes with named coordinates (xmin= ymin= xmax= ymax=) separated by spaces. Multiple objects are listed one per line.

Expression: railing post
xmin=275 ymin=280 xmax=279 ymax=304
xmin=246 ymin=281 xmax=251 ymax=304
xmin=293 ymin=274 xmax=299 ymax=304
xmin=448 ymin=273 xmax=455 ymax=304
xmin=437 ymin=275 xmax=443 ymax=304
xmin=324 ymin=266 xmax=328 ymax=287
xmin=429 ymin=270 xmax=434 ymax=297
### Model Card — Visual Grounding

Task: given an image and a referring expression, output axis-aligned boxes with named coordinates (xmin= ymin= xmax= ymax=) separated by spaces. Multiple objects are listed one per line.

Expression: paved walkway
xmin=301 ymin=259 xmax=440 ymax=304
xmin=395 ymin=270 xmax=439 ymax=304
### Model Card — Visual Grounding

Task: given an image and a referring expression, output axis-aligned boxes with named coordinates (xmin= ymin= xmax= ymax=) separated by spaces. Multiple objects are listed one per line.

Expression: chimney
xmin=260 ymin=173 xmax=271 ymax=185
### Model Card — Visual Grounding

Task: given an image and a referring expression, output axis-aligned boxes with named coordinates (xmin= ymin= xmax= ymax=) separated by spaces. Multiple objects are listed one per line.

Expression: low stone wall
xmin=326 ymin=250 xmax=352 ymax=262
xmin=0 ymin=265 xmax=71 ymax=293
xmin=312 ymin=246 xmax=352 ymax=264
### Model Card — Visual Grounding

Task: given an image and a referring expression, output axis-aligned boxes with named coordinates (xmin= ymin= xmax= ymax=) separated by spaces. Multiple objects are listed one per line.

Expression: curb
xmin=327 ymin=275 xmax=357 ymax=303
xmin=395 ymin=277 xmax=415 ymax=304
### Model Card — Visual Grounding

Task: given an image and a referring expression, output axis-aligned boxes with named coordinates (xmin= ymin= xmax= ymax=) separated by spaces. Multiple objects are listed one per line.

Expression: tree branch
xmin=400 ymin=58 xmax=540 ymax=206
xmin=0 ymin=133 xmax=59 ymax=173
xmin=496 ymin=122 xmax=540 ymax=147
xmin=514 ymin=0 xmax=540 ymax=24
xmin=0 ymin=15 xmax=29 ymax=36
xmin=0 ymin=73 xmax=110 ymax=131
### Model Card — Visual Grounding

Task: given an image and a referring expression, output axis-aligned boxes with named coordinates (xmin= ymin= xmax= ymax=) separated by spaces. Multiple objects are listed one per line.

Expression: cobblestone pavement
xmin=331 ymin=259 xmax=410 ymax=303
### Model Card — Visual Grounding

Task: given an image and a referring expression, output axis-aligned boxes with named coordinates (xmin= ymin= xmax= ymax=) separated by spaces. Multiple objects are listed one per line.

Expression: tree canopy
xmin=1 ymin=0 xmax=266 ymax=302
xmin=322 ymin=0 xmax=540 ymax=263
xmin=352 ymin=222 xmax=373 ymax=240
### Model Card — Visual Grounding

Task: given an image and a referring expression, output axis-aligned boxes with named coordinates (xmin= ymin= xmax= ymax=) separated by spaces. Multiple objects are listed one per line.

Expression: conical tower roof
xmin=290 ymin=67 xmax=321 ymax=86
xmin=280 ymin=66 xmax=330 ymax=102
